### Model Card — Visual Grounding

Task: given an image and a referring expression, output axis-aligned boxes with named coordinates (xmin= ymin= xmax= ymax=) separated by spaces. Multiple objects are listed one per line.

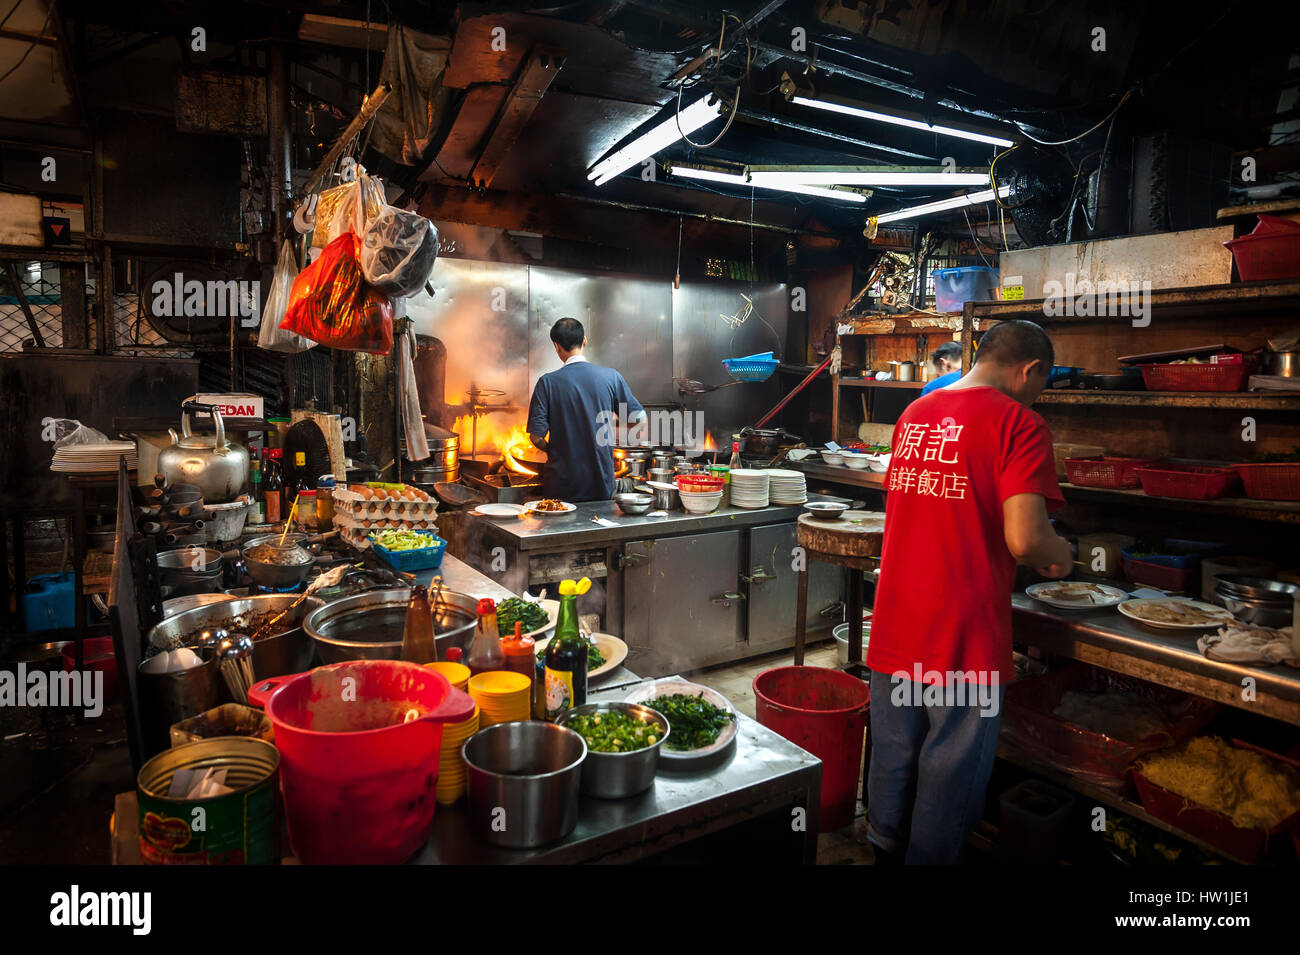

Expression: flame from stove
xmin=704 ymin=430 xmax=717 ymax=452
xmin=502 ymin=425 xmax=539 ymax=476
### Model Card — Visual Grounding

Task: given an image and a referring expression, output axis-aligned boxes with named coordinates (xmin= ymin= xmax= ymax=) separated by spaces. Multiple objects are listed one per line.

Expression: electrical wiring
xmin=0 ymin=0 xmax=55 ymax=87
xmin=675 ymin=81 xmax=740 ymax=149
xmin=1013 ymin=89 xmax=1132 ymax=146
xmin=961 ymin=207 xmax=994 ymax=267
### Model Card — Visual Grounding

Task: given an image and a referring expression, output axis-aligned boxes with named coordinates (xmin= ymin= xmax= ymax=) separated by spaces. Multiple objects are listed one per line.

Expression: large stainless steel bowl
xmin=302 ymin=587 xmax=478 ymax=664
xmin=1216 ymin=587 xmax=1295 ymax=628
xmin=613 ymin=492 xmax=652 ymax=516
xmin=462 ymin=721 xmax=586 ymax=848
xmin=556 ymin=701 xmax=667 ymax=798
xmin=147 ymin=594 xmax=324 ymax=680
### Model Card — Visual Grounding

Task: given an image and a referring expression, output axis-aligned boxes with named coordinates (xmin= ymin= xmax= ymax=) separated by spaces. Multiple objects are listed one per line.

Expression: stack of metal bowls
xmin=1213 ymin=575 xmax=1298 ymax=628
xmin=156 ymin=548 xmax=224 ymax=598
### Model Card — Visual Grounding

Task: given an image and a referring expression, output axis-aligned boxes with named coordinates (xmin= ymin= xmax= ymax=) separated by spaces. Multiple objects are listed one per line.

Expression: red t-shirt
xmin=866 ymin=386 xmax=1064 ymax=685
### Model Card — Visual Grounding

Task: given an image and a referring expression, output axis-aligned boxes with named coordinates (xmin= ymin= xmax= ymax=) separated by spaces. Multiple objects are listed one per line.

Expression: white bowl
xmin=820 ymin=451 xmax=845 ymax=466
xmin=677 ymin=488 xmax=723 ymax=499
xmin=681 ymin=497 xmax=722 ymax=513
xmin=840 ymin=452 xmax=869 ymax=470
xmin=865 ymin=453 xmax=891 ymax=473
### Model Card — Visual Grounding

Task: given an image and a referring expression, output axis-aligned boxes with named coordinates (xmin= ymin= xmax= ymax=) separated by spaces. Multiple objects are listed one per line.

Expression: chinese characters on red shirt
xmin=888 ymin=419 xmax=968 ymax=500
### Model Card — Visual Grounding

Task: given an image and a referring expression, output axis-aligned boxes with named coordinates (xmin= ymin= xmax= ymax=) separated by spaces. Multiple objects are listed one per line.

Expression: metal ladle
xmin=674 ymin=377 xmax=743 ymax=396
xmin=216 ymin=631 xmax=256 ymax=704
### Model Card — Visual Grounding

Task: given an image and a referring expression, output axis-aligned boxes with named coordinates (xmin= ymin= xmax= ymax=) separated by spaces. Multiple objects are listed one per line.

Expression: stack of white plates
xmin=767 ymin=469 xmax=807 ymax=505
xmin=50 ymin=441 xmax=138 ymax=473
xmin=729 ymin=469 xmax=771 ymax=508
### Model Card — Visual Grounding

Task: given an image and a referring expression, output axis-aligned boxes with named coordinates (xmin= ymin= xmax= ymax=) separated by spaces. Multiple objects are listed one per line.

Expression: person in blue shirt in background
xmin=528 ymin=317 xmax=646 ymax=502
xmin=920 ymin=341 xmax=964 ymax=396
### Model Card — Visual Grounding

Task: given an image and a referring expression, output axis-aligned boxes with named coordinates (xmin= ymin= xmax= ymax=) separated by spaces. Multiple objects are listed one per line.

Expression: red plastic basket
xmin=1001 ymin=665 xmax=1217 ymax=794
xmin=1121 ymin=554 xmax=1198 ymax=593
xmin=1234 ymin=463 xmax=1300 ymax=501
xmin=1063 ymin=457 xmax=1159 ymax=489
xmin=1132 ymin=740 xmax=1300 ymax=864
xmin=1139 ymin=361 xmax=1255 ymax=392
xmin=1135 ymin=465 xmax=1241 ymax=500
xmin=1224 ymin=230 xmax=1300 ymax=282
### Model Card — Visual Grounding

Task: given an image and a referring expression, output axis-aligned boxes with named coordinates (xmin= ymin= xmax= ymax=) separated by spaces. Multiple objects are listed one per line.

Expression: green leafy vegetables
xmin=370 ymin=529 xmax=440 ymax=552
xmin=566 ymin=711 xmax=661 ymax=752
xmin=644 ymin=694 xmax=735 ymax=750
xmin=495 ymin=597 xmax=550 ymax=634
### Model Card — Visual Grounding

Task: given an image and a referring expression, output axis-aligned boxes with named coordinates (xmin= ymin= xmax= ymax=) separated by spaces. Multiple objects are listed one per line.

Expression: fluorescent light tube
xmin=791 ymin=95 xmax=1015 ymax=148
xmin=587 ymin=96 xmax=725 ymax=186
xmin=749 ymin=169 xmax=990 ymax=187
xmin=671 ymin=165 xmax=868 ymax=203
xmin=872 ymin=186 xmax=1012 ymax=223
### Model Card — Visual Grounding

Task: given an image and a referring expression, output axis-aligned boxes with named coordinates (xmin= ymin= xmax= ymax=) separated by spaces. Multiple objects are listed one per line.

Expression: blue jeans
xmin=866 ymin=670 xmax=1004 ymax=864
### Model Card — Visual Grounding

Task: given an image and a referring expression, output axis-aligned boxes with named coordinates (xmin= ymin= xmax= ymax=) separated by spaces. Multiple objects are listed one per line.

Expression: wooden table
xmin=793 ymin=510 xmax=885 ymax=669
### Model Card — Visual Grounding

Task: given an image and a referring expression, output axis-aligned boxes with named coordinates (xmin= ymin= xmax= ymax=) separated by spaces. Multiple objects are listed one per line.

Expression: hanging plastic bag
xmin=258 ymin=241 xmax=317 ymax=353
xmin=360 ymin=206 xmax=440 ymax=297
xmin=281 ymin=232 xmax=394 ymax=354
xmin=48 ymin=418 xmax=108 ymax=450
xmin=313 ymin=171 xmax=386 ymax=249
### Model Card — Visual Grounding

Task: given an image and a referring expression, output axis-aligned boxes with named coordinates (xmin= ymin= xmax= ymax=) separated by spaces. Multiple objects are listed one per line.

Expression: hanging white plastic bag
xmin=361 ymin=206 xmax=440 ymax=297
xmin=315 ymin=170 xmax=387 ymax=249
xmin=258 ymin=240 xmax=317 ymax=353
xmin=49 ymin=418 xmax=108 ymax=450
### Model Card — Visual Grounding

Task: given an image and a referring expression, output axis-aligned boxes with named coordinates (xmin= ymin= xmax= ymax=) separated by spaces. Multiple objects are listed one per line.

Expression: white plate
xmin=1025 ymin=581 xmax=1129 ymax=611
xmin=1116 ymin=598 xmax=1234 ymax=630
xmin=533 ymin=632 xmax=628 ymax=680
xmin=523 ymin=501 xmax=577 ymax=516
xmin=623 ymin=679 xmax=738 ymax=760
xmin=474 ymin=502 xmax=526 ymax=518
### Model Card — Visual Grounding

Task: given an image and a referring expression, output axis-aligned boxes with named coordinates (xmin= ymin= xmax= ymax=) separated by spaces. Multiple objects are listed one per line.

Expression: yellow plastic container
xmin=425 ymin=661 xmax=471 ymax=693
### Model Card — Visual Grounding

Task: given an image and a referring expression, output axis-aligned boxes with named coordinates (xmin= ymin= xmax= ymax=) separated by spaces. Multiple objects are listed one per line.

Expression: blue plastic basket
xmin=723 ymin=351 xmax=780 ymax=382
xmin=369 ymin=530 xmax=447 ymax=572
xmin=1121 ymin=539 xmax=1224 ymax=570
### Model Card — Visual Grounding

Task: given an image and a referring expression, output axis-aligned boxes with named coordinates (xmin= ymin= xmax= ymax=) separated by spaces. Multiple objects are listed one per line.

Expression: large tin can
xmin=137 ymin=736 xmax=280 ymax=865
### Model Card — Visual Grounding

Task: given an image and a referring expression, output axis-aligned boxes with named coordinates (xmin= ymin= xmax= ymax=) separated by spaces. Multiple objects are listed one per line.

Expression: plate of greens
xmin=623 ymin=680 xmax=738 ymax=761
xmin=534 ymin=632 xmax=627 ymax=679
xmin=494 ymin=596 xmax=557 ymax=640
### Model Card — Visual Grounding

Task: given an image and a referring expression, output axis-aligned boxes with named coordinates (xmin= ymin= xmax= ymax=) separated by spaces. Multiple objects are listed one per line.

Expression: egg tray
xmin=333 ymin=512 xmax=439 ymax=549
xmin=333 ymin=487 xmax=440 ymax=522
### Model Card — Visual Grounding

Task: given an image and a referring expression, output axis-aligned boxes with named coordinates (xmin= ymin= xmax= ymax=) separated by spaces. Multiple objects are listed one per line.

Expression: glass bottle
xmin=501 ymin=620 xmax=536 ymax=686
xmin=728 ymin=441 xmax=742 ymax=470
xmin=262 ymin=449 xmax=283 ymax=524
xmin=543 ymin=593 xmax=587 ymax=721
xmin=400 ymin=585 xmax=437 ymax=664
xmin=466 ymin=598 xmax=505 ymax=676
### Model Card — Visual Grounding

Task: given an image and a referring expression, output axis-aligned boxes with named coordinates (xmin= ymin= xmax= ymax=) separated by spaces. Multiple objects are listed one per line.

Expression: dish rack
xmin=722 ymin=351 xmax=780 ymax=383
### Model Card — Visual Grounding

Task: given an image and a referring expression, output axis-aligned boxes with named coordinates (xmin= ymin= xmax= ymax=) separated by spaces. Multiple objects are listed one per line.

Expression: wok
xmin=737 ymin=426 xmax=801 ymax=457
xmin=147 ymin=594 xmax=325 ymax=680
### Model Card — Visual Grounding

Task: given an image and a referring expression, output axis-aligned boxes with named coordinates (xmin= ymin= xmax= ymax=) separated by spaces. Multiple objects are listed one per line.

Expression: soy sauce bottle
xmin=543 ymin=590 xmax=587 ymax=721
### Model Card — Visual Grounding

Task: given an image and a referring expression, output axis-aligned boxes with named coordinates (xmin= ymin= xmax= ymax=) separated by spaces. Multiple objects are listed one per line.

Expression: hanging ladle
xmin=674 ymin=377 xmax=743 ymax=396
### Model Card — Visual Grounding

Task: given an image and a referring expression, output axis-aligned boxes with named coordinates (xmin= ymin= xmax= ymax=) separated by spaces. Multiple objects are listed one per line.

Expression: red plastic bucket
xmin=248 ymin=660 xmax=474 ymax=864
xmin=753 ymin=666 xmax=870 ymax=831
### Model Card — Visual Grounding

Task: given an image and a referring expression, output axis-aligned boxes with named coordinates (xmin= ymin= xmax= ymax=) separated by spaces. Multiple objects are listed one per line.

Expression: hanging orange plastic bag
xmin=281 ymin=232 xmax=393 ymax=354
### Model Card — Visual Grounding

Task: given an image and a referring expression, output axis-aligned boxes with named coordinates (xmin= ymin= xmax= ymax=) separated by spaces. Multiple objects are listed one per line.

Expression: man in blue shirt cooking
xmin=527 ymin=317 xmax=646 ymax=502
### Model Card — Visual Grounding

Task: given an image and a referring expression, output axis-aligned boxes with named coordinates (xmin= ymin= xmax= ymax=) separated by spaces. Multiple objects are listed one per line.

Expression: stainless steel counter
xmin=414 ymin=675 xmax=822 ymax=864
xmin=471 ymin=499 xmax=814 ymax=552
xmin=1011 ymin=592 xmax=1300 ymax=726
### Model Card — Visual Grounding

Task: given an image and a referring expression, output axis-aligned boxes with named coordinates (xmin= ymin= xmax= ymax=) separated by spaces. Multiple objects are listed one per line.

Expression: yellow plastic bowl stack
xmin=435 ymin=705 xmax=480 ymax=805
xmin=468 ymin=670 xmax=533 ymax=727
xmin=425 ymin=660 xmax=471 ymax=693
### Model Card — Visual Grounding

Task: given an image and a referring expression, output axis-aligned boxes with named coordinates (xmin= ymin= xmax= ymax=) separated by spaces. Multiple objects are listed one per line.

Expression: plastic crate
xmin=1234 ymin=463 xmax=1300 ymax=501
xmin=1139 ymin=360 xmax=1256 ymax=392
xmin=368 ymin=530 xmax=447 ymax=571
xmin=1001 ymin=664 xmax=1218 ymax=794
xmin=1064 ymin=457 xmax=1159 ymax=489
xmin=1135 ymin=464 xmax=1241 ymax=500
xmin=1124 ymin=538 xmax=1225 ymax=569
xmin=1224 ymin=230 xmax=1300 ymax=281
xmin=933 ymin=266 xmax=999 ymax=313
xmin=1132 ymin=740 xmax=1300 ymax=864
xmin=1121 ymin=550 xmax=1199 ymax=593
xmin=722 ymin=351 xmax=779 ymax=382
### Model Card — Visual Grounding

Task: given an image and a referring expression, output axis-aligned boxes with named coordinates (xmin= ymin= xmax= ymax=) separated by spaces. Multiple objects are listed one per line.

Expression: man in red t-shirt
xmin=866 ymin=320 xmax=1070 ymax=864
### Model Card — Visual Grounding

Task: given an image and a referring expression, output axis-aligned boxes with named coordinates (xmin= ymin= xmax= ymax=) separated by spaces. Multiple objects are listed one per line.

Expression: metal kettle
xmin=156 ymin=401 xmax=250 ymax=503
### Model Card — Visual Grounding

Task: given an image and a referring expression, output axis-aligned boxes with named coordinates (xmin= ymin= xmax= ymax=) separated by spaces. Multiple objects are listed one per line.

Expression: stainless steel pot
xmin=241 ymin=544 xmax=315 ymax=590
xmin=463 ymin=721 xmax=586 ymax=847
xmin=1264 ymin=351 xmax=1300 ymax=377
xmin=637 ymin=482 xmax=679 ymax=511
xmin=303 ymin=587 xmax=478 ymax=663
xmin=1217 ymin=589 xmax=1293 ymax=628
xmin=156 ymin=547 xmax=224 ymax=598
xmin=895 ymin=361 xmax=917 ymax=382
xmin=556 ymin=702 xmax=667 ymax=798
xmin=147 ymin=594 xmax=324 ymax=679
xmin=156 ymin=402 xmax=250 ymax=503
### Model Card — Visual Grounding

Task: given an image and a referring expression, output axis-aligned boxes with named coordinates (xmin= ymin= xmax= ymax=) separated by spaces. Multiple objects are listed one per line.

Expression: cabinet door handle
xmin=741 ymin=568 xmax=775 ymax=585
xmin=711 ymin=591 xmax=746 ymax=607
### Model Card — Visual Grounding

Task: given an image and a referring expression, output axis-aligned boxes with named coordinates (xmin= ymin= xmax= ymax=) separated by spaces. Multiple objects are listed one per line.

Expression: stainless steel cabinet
xmin=745 ymin=522 xmax=844 ymax=653
xmin=620 ymin=530 xmax=744 ymax=678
